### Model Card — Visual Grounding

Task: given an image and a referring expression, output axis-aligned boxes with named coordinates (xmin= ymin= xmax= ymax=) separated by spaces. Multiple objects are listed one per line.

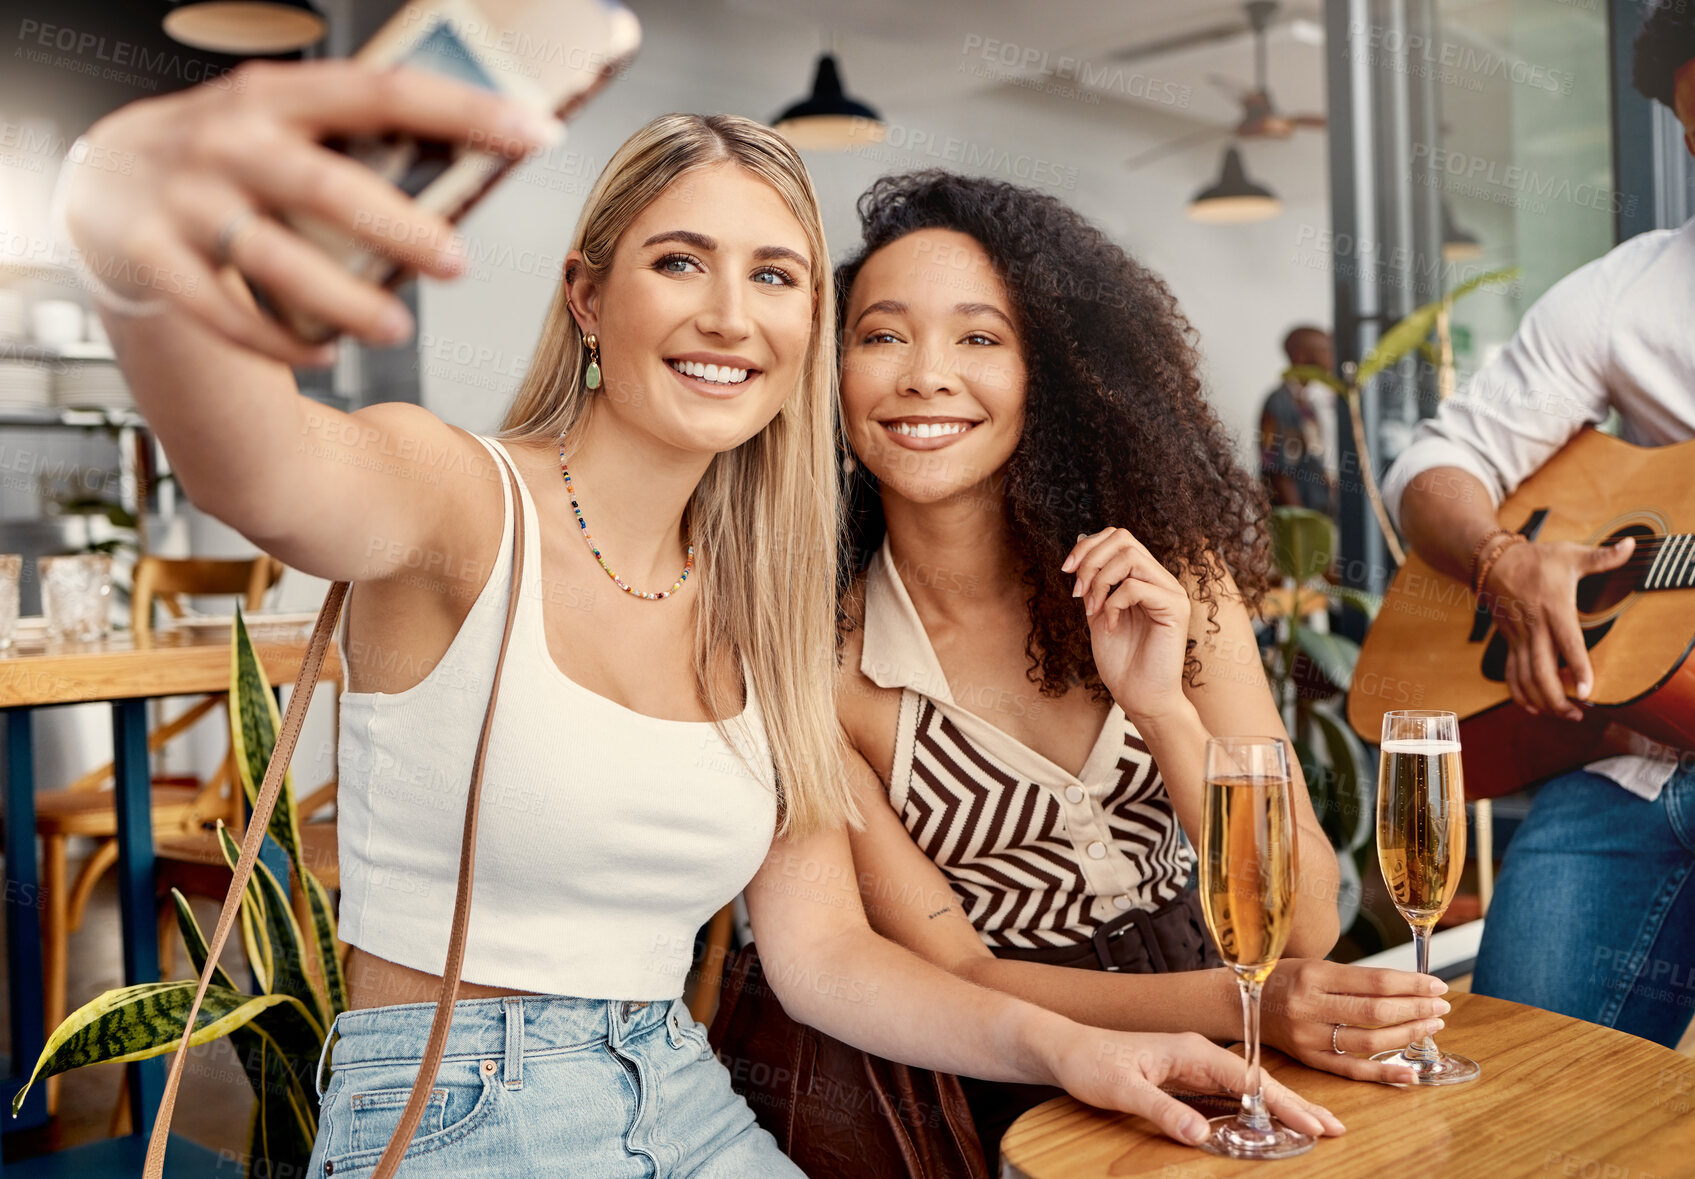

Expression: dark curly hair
xmin=835 ymin=170 xmax=1271 ymax=697
xmin=1633 ymin=0 xmax=1695 ymax=109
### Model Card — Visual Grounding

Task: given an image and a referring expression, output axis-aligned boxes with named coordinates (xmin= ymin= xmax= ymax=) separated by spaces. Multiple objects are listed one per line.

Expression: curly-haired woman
xmin=829 ymin=172 xmax=1453 ymax=1165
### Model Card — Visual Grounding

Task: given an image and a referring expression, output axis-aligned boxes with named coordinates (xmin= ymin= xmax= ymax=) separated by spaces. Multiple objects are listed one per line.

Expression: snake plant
xmin=11 ymin=608 xmax=344 ymax=1177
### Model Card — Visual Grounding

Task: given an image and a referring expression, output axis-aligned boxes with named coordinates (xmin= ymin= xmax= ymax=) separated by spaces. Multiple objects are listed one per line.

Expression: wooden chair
xmin=32 ymin=556 xmax=282 ymax=1111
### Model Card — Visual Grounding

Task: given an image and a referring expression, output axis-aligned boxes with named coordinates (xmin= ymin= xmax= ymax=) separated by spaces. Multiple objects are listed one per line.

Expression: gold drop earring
xmin=583 ymin=333 xmax=602 ymax=390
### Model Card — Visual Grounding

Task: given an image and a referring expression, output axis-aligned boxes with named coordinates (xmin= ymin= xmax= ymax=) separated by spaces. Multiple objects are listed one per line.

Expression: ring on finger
xmin=212 ymin=207 xmax=260 ymax=269
xmin=1331 ymin=1023 xmax=1347 ymax=1055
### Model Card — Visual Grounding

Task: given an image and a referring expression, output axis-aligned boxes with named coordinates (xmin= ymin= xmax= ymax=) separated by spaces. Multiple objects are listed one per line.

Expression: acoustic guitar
xmin=1348 ymin=428 xmax=1695 ymax=798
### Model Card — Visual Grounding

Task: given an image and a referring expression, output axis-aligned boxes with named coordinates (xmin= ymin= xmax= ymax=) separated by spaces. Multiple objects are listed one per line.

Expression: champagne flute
xmin=1197 ymin=736 xmax=1312 ymax=1160
xmin=1371 ymin=710 xmax=1480 ymax=1084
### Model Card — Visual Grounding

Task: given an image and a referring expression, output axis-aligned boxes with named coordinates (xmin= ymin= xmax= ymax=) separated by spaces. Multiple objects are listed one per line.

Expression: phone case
xmin=276 ymin=0 xmax=640 ymax=341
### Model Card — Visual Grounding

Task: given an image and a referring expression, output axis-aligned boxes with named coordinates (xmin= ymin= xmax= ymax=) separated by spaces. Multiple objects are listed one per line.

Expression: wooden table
xmin=0 ymin=620 xmax=335 ymax=1157
xmin=1002 ymin=992 xmax=1695 ymax=1179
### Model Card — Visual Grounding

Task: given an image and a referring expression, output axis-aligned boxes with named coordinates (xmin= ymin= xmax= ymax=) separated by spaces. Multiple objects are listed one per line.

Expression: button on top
xmin=1086 ymin=841 xmax=1107 ymax=860
xmin=1064 ymin=785 xmax=1085 ymax=804
xmin=480 ymin=1058 xmax=498 ymax=1075
xmin=1113 ymin=894 xmax=1133 ymax=912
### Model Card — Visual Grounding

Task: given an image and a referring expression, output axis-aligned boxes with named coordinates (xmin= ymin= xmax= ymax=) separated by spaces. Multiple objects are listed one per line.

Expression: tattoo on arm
xmin=926 ymin=907 xmax=953 ymax=920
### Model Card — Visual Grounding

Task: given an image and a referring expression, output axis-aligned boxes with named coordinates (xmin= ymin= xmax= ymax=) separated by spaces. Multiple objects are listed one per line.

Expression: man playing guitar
xmin=1385 ymin=8 xmax=1695 ymax=1049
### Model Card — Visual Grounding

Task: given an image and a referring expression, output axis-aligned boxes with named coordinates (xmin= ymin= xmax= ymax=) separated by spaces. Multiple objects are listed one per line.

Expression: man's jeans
xmin=1472 ymin=764 xmax=1695 ymax=1047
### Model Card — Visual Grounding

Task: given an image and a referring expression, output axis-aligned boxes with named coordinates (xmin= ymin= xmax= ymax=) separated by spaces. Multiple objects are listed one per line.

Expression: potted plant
xmin=1263 ymin=265 xmax=1519 ymax=950
xmin=12 ymin=609 xmax=345 ymax=1177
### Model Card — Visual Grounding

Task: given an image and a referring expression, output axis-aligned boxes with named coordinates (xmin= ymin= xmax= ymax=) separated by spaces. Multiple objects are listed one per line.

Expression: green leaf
xmin=214 ymin=823 xmax=274 ymax=995
xmin=230 ymin=607 xmax=345 ymax=1014
xmin=1357 ymin=304 xmax=1443 ymax=387
xmin=301 ymin=870 xmax=348 ymax=1018
xmin=1310 ymin=707 xmax=1374 ymax=852
xmin=170 ymin=889 xmax=239 ymax=993
xmin=215 ymin=826 xmax=326 ymax=1034
xmin=1445 ymin=265 xmax=1520 ymax=304
xmin=11 ymin=983 xmax=311 ymax=1114
xmin=230 ymin=608 xmax=304 ymax=869
xmin=1321 ymin=583 xmax=1381 ymax=621
xmin=1270 ymin=507 xmax=1335 ymax=583
xmin=1296 ymin=629 xmax=1361 ymax=693
xmin=1355 ymin=267 xmax=1521 ymax=388
xmin=227 ymin=998 xmax=323 ymax=1160
xmin=170 ymin=887 xmax=321 ymax=1154
xmin=247 ymin=1064 xmax=315 ymax=1179
xmin=1280 ymin=364 xmax=1349 ymax=395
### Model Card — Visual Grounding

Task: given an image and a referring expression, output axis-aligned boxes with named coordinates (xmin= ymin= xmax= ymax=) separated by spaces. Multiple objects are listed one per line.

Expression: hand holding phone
xmin=279 ymin=0 xmax=641 ymax=340
xmin=59 ymin=0 xmax=638 ymax=362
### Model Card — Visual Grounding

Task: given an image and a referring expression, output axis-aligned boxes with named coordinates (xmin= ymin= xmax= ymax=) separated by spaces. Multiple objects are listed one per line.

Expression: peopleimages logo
xmin=1409 ymin=144 xmax=1638 ymax=218
xmin=1347 ymin=20 xmax=1575 ymax=95
xmin=958 ymin=34 xmax=1192 ymax=109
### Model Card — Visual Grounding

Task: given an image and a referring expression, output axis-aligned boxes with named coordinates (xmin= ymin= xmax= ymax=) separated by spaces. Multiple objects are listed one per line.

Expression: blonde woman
xmin=65 ymin=62 xmax=1342 ymax=1174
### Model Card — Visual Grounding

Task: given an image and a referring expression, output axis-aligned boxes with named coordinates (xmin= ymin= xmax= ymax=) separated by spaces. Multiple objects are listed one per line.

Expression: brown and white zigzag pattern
xmin=901 ymin=700 xmax=1192 ymax=949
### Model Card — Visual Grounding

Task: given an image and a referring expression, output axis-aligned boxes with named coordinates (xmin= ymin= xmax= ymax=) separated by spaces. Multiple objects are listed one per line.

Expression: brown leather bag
xmin=709 ymin=886 xmax=1222 ymax=1177
xmin=144 ymin=440 xmax=527 ymax=1179
xmin=707 ymin=944 xmax=991 ymax=1179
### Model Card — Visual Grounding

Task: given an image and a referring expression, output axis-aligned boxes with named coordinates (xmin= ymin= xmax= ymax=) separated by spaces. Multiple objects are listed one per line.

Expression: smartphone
xmin=275 ymin=0 xmax=640 ymax=342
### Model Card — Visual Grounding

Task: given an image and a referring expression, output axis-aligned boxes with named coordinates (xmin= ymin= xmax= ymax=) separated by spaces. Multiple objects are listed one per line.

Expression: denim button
xmin=481 ymin=1058 xmax=498 ymax=1075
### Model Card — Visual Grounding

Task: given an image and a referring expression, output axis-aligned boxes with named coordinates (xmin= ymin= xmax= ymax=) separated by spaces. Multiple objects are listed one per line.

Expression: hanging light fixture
xmin=773 ymin=53 xmax=886 ymax=151
xmin=1187 ymin=145 xmax=1281 ymax=223
xmin=163 ymin=1 xmax=325 ymax=55
xmin=1441 ymin=199 xmax=1482 ymax=261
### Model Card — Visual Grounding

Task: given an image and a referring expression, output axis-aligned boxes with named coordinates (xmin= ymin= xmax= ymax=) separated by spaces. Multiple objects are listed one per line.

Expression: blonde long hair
xmin=501 ymin=113 xmax=855 ymax=839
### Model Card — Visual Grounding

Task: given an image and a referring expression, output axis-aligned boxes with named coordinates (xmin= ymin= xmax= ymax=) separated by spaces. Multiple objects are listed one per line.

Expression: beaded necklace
xmin=559 ymin=442 xmax=694 ymax=601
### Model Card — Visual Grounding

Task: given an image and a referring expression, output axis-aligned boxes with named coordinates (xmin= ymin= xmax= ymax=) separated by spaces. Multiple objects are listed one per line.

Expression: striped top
xmin=862 ymin=543 xmax=1193 ymax=950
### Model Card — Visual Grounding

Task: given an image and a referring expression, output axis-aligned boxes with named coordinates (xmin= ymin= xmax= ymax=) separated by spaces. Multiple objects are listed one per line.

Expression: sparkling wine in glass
xmin=1372 ymin=710 xmax=1480 ymax=1084
xmin=1197 ymin=736 xmax=1312 ymax=1160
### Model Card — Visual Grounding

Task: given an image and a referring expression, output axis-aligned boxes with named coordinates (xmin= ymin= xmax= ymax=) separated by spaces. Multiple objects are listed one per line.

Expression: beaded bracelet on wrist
xmin=1473 ymin=533 xmax=1527 ymax=598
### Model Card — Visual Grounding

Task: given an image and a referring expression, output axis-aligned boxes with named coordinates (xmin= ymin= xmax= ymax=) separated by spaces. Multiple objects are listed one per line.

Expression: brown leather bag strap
xmin=145 ymin=439 xmax=526 ymax=1179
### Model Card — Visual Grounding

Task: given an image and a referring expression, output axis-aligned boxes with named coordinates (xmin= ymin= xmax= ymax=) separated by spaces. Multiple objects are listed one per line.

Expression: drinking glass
xmin=1372 ymin=710 xmax=1480 ymax=1084
xmin=39 ymin=553 xmax=113 ymax=642
xmin=1197 ymin=736 xmax=1311 ymax=1160
xmin=0 ymin=554 xmax=19 ymax=649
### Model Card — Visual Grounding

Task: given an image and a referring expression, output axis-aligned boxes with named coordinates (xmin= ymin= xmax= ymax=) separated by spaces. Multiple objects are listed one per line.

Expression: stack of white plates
xmin=0 ymin=359 xmax=52 ymax=411
xmin=52 ymin=359 xmax=134 ymax=412
xmin=0 ymin=290 xmax=25 ymax=341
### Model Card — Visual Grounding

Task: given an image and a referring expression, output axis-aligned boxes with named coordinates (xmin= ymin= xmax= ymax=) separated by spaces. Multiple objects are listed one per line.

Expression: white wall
xmin=417 ymin=2 xmax=1333 ymax=469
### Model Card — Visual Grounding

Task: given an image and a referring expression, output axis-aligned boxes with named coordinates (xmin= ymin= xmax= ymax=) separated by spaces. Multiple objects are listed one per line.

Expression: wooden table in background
xmin=0 ymin=621 xmax=335 ymax=1165
xmin=1002 ymin=992 xmax=1695 ymax=1179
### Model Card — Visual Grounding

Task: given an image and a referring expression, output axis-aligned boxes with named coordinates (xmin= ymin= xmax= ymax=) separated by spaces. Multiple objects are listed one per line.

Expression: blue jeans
xmin=1472 ymin=764 xmax=1695 ymax=1047
xmin=306 ymin=994 xmax=805 ymax=1177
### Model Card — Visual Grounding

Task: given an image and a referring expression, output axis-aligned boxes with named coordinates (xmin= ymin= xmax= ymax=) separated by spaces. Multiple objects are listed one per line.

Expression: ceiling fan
xmin=1125 ymin=0 xmax=1326 ymax=172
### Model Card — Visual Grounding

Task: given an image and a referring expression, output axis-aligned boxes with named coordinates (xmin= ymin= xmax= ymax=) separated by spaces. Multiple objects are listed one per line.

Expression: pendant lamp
xmin=163 ymin=0 xmax=325 ymax=55
xmin=773 ymin=54 xmax=886 ymax=150
xmin=1187 ymin=145 xmax=1281 ymax=223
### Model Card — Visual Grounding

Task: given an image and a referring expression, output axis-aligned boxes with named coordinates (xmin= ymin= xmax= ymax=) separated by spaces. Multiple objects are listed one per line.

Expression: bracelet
xmin=1473 ymin=533 xmax=1527 ymax=598
xmin=49 ymin=137 xmax=169 ymax=318
xmin=1468 ymin=528 xmax=1515 ymax=595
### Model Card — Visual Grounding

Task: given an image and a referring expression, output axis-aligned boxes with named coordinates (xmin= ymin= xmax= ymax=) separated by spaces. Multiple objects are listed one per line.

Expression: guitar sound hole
xmin=1575 ymin=524 xmax=1656 ymax=614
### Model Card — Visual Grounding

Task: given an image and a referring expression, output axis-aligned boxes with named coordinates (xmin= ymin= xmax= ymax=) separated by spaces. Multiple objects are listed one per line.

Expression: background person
xmin=1383 ymin=7 xmax=1695 ymax=1049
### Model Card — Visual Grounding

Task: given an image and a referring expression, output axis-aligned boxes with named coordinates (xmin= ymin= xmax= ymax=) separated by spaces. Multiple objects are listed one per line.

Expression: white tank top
xmin=335 ymin=436 xmax=777 ymax=999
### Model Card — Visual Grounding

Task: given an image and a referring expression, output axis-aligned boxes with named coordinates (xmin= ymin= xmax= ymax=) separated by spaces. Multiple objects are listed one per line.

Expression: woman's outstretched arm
xmin=841 ymin=745 xmax=1445 ymax=1084
xmin=64 ymin=62 xmax=555 ymax=581
xmin=744 ymin=800 xmax=1346 ymax=1149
